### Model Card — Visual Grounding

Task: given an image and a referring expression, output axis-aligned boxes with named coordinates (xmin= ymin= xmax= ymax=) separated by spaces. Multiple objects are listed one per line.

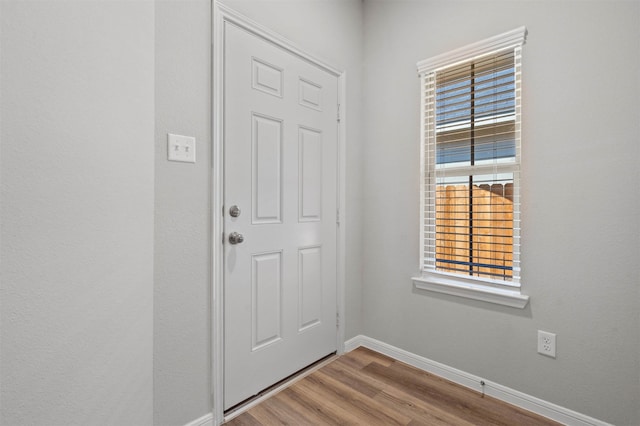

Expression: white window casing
xmin=413 ymin=27 xmax=529 ymax=309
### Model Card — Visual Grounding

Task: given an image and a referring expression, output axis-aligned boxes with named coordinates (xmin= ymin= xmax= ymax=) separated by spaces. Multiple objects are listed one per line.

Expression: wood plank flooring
xmin=225 ymin=347 xmax=561 ymax=426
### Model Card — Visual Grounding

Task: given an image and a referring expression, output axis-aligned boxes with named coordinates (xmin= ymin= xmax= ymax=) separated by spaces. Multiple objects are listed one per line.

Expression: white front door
xmin=223 ymin=21 xmax=339 ymax=410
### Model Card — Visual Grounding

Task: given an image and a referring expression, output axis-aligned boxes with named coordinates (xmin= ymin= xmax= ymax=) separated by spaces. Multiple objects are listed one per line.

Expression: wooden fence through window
xmin=435 ymin=183 xmax=513 ymax=280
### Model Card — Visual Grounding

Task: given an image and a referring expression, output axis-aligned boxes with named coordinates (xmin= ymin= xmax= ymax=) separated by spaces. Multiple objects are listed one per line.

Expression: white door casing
xmin=214 ymin=6 xmax=345 ymax=415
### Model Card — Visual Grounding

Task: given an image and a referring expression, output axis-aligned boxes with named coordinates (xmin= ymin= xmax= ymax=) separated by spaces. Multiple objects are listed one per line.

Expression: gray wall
xmin=154 ymin=1 xmax=212 ymax=425
xmin=152 ymin=1 xmax=364 ymax=424
xmin=361 ymin=1 xmax=640 ymax=425
xmin=0 ymin=1 xmax=155 ymax=425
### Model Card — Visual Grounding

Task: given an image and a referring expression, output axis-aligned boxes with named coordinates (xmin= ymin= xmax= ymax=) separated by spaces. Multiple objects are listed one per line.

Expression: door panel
xmin=223 ymin=21 xmax=338 ymax=410
xmin=251 ymin=113 xmax=283 ymax=224
xmin=251 ymin=251 xmax=282 ymax=350
xmin=298 ymin=245 xmax=322 ymax=331
xmin=298 ymin=126 xmax=322 ymax=221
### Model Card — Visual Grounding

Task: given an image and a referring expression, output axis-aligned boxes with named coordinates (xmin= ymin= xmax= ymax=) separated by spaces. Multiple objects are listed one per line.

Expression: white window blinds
xmin=418 ymin=28 xmax=526 ymax=286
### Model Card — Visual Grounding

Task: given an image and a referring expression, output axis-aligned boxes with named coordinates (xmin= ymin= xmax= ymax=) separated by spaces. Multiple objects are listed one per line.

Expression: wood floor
xmin=225 ymin=347 xmax=561 ymax=426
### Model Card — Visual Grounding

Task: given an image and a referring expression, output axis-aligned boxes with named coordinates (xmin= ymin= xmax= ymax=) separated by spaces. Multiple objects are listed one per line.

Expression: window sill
xmin=412 ymin=273 xmax=529 ymax=309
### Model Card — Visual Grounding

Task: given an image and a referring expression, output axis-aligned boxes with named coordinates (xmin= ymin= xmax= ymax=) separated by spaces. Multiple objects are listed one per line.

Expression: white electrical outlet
xmin=168 ymin=133 xmax=196 ymax=163
xmin=537 ymin=330 xmax=556 ymax=358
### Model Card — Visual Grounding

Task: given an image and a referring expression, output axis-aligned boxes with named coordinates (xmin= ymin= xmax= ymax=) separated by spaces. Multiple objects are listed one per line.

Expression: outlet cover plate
xmin=537 ymin=330 xmax=556 ymax=358
xmin=168 ymin=133 xmax=196 ymax=163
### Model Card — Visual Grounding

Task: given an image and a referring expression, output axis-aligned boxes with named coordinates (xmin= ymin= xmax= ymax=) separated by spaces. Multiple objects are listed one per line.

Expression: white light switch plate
xmin=168 ymin=133 xmax=196 ymax=163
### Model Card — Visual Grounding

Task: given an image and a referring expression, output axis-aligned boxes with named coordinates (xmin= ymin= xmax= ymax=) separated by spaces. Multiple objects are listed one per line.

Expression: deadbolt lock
xmin=229 ymin=205 xmax=241 ymax=218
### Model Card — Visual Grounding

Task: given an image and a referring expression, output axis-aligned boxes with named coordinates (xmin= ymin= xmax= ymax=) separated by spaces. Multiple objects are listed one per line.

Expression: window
xmin=413 ymin=28 xmax=529 ymax=308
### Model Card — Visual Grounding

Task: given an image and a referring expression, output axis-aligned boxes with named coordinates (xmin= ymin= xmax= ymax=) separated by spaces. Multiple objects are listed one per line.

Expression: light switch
xmin=168 ymin=133 xmax=196 ymax=163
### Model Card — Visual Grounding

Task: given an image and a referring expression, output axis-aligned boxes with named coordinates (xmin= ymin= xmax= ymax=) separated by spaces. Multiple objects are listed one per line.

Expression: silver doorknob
xmin=228 ymin=232 xmax=244 ymax=245
xmin=229 ymin=205 xmax=241 ymax=218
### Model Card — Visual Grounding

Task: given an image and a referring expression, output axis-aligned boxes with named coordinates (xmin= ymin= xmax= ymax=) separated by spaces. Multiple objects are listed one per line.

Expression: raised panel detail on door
xmin=252 ymin=113 xmax=283 ymax=224
xmin=299 ymin=126 xmax=322 ymax=222
xmin=252 ymin=57 xmax=283 ymax=98
xmin=252 ymin=251 xmax=282 ymax=351
xmin=298 ymin=246 xmax=322 ymax=332
xmin=299 ymin=78 xmax=322 ymax=111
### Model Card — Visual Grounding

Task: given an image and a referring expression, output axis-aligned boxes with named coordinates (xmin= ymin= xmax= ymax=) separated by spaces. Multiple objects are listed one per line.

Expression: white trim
xmin=211 ymin=2 xmax=225 ymax=425
xmin=412 ymin=274 xmax=529 ymax=309
xmin=418 ymin=29 xmax=525 ymax=300
xmin=336 ymin=73 xmax=347 ymax=355
xmin=211 ymin=2 xmax=346 ymax=424
xmin=417 ymin=26 xmax=527 ymax=74
xmin=184 ymin=413 xmax=214 ymax=426
xmin=418 ymin=63 xmax=427 ymax=272
xmin=345 ymin=336 xmax=612 ymax=426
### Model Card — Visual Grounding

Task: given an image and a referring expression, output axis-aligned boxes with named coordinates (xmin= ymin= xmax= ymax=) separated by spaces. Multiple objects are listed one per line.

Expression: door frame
xmin=211 ymin=2 xmax=347 ymax=424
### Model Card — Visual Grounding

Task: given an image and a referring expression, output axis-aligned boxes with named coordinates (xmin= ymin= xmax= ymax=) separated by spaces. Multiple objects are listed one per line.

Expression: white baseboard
xmin=345 ymin=335 xmax=611 ymax=426
xmin=184 ymin=413 xmax=213 ymax=426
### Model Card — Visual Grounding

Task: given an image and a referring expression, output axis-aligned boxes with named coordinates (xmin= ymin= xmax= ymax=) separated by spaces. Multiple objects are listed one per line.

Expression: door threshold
xmin=223 ymin=352 xmax=337 ymax=422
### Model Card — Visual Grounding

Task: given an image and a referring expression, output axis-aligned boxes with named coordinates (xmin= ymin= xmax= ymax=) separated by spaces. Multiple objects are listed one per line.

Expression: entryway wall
xmin=1 ymin=1 xmax=155 ymax=424
xmin=361 ymin=2 xmax=639 ymax=425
